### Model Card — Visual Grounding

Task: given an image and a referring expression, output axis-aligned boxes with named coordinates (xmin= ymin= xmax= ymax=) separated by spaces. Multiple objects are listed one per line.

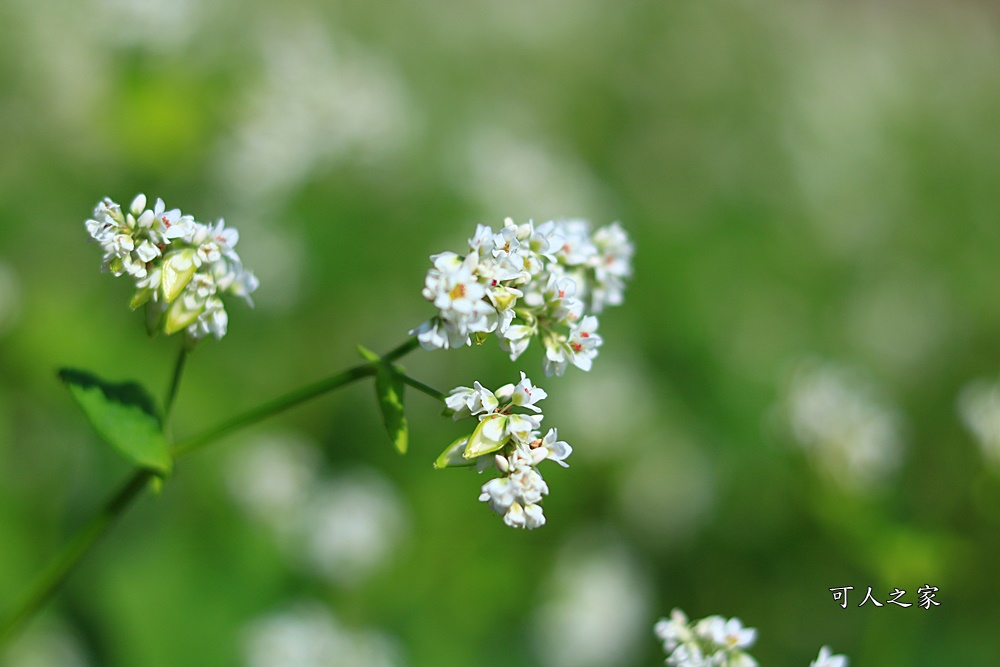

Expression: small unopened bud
xmin=494 ymin=454 xmax=510 ymax=473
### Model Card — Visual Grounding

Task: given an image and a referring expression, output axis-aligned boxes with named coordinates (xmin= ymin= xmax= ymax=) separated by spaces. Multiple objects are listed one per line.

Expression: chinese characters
xmin=829 ymin=585 xmax=940 ymax=609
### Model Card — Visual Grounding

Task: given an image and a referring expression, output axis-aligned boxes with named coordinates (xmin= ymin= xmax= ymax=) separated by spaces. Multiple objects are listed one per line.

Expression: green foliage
xmin=358 ymin=345 xmax=409 ymax=454
xmin=58 ymin=369 xmax=172 ymax=475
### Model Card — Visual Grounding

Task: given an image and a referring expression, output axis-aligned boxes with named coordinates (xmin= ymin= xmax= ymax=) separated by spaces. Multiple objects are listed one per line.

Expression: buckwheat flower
xmin=654 ymin=609 xmax=694 ymax=654
xmin=590 ymin=222 xmax=635 ymax=313
xmin=437 ymin=373 xmax=570 ymax=529
xmin=654 ymin=609 xmax=758 ymax=667
xmin=511 ymin=371 xmax=547 ymax=412
xmin=85 ymin=194 xmax=258 ymax=343
xmin=413 ymin=217 xmax=631 ymax=375
xmin=556 ymin=219 xmax=598 ymax=266
xmin=445 ymin=381 xmax=499 ymax=419
xmin=538 ymin=428 xmax=572 ymax=467
xmin=568 ymin=315 xmax=602 ymax=370
xmin=701 ymin=616 xmax=756 ymax=653
xmin=810 ymin=646 xmax=848 ymax=667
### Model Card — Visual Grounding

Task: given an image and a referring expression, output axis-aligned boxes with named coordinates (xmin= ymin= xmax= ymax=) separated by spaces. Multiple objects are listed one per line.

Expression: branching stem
xmin=0 ymin=336 xmax=421 ymax=648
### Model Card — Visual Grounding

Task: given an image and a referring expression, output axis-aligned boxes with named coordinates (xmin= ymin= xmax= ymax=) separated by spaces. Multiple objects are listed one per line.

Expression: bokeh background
xmin=2 ymin=0 xmax=1000 ymax=665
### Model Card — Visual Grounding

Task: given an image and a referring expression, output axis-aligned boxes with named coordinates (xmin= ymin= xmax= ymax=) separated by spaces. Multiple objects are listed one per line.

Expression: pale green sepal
xmin=434 ymin=435 xmax=474 ymax=469
xmin=130 ymin=287 xmax=153 ymax=310
xmin=462 ymin=413 xmax=510 ymax=459
xmin=163 ymin=296 xmax=204 ymax=335
xmin=160 ymin=249 xmax=198 ymax=304
xmin=472 ymin=331 xmax=491 ymax=346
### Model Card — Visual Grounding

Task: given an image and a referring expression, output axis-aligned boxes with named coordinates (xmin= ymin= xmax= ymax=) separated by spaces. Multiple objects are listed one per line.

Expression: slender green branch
xmin=0 ymin=337 xmax=421 ymax=648
xmin=396 ymin=372 xmax=447 ymax=403
xmin=163 ymin=345 xmax=188 ymax=424
xmin=0 ymin=470 xmax=154 ymax=647
xmin=172 ymin=337 xmax=419 ymax=459
xmin=171 ymin=363 xmax=376 ymax=459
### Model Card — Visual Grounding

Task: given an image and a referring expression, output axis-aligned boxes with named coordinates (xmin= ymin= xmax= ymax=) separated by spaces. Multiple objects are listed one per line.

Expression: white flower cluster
xmin=437 ymin=373 xmax=571 ymax=529
xmin=654 ymin=610 xmax=849 ymax=667
xmin=654 ymin=609 xmax=758 ymax=667
xmin=85 ymin=194 xmax=259 ymax=341
xmin=412 ymin=218 xmax=632 ymax=376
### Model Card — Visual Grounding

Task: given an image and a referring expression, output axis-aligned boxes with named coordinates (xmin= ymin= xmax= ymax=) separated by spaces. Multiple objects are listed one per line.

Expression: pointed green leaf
xmin=463 ymin=413 xmax=509 ymax=459
xmin=374 ymin=364 xmax=408 ymax=454
xmin=358 ymin=345 xmax=408 ymax=454
xmin=59 ymin=369 xmax=172 ymax=475
xmin=434 ymin=435 xmax=474 ymax=469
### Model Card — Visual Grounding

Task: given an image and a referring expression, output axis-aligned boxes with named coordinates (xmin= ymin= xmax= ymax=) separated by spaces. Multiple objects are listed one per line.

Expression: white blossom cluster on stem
xmin=654 ymin=609 xmax=758 ymax=667
xmin=653 ymin=610 xmax=849 ymax=667
xmin=411 ymin=218 xmax=633 ymax=376
xmin=435 ymin=372 xmax=571 ymax=529
xmin=85 ymin=194 xmax=259 ymax=342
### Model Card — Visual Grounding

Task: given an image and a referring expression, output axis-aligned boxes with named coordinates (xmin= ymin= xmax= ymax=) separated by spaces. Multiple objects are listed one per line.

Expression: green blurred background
xmin=2 ymin=0 xmax=1000 ymax=665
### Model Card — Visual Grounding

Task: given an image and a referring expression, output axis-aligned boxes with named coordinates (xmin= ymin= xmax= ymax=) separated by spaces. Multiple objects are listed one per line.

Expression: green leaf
xmin=375 ymin=365 xmax=408 ymax=454
xmin=358 ymin=345 xmax=409 ymax=454
xmin=59 ymin=369 xmax=172 ymax=475
xmin=434 ymin=435 xmax=474 ymax=469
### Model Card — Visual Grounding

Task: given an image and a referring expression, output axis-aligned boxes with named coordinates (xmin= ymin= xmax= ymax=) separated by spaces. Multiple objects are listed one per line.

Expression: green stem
xmin=171 ymin=364 xmax=375 ymax=459
xmin=172 ymin=337 xmax=419 ymax=459
xmin=163 ymin=345 xmax=188 ymax=424
xmin=0 ymin=470 xmax=153 ymax=647
xmin=396 ymin=372 xmax=447 ymax=403
xmin=0 ymin=337 xmax=421 ymax=648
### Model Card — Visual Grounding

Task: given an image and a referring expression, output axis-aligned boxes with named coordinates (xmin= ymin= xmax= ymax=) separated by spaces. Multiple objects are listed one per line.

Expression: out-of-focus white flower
xmin=957 ymin=376 xmax=1000 ymax=467
xmin=227 ymin=439 xmax=408 ymax=587
xmin=810 ymin=646 xmax=849 ymax=667
xmin=535 ymin=539 xmax=651 ymax=667
xmin=242 ymin=602 xmax=404 ymax=667
xmin=654 ymin=609 xmax=758 ymax=667
xmin=84 ymin=195 xmax=258 ymax=343
xmin=216 ymin=22 xmax=413 ymax=204
xmin=412 ymin=218 xmax=631 ymax=376
xmin=226 ymin=433 xmax=322 ymax=536
xmin=780 ymin=359 xmax=903 ymax=492
xmin=437 ymin=373 xmax=570 ymax=530
xmin=299 ymin=470 xmax=408 ymax=587
xmin=590 ymin=222 xmax=634 ymax=313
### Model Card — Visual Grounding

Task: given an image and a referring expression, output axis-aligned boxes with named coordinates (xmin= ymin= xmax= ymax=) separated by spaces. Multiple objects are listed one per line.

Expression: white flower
xmin=537 ymin=428 xmax=572 ymax=467
xmin=654 ymin=609 xmax=759 ymax=667
xmin=85 ymin=194 xmax=258 ymax=343
xmin=414 ymin=217 xmax=631 ymax=374
xmin=704 ymin=616 xmax=756 ymax=652
xmin=445 ymin=381 xmax=500 ymax=419
xmin=511 ymin=371 xmax=547 ymax=412
xmin=590 ymin=222 xmax=634 ymax=313
xmin=811 ymin=646 xmax=849 ymax=667
xmin=443 ymin=373 xmax=570 ymax=529
xmin=568 ymin=315 xmax=602 ymax=370
xmin=654 ymin=609 xmax=694 ymax=654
